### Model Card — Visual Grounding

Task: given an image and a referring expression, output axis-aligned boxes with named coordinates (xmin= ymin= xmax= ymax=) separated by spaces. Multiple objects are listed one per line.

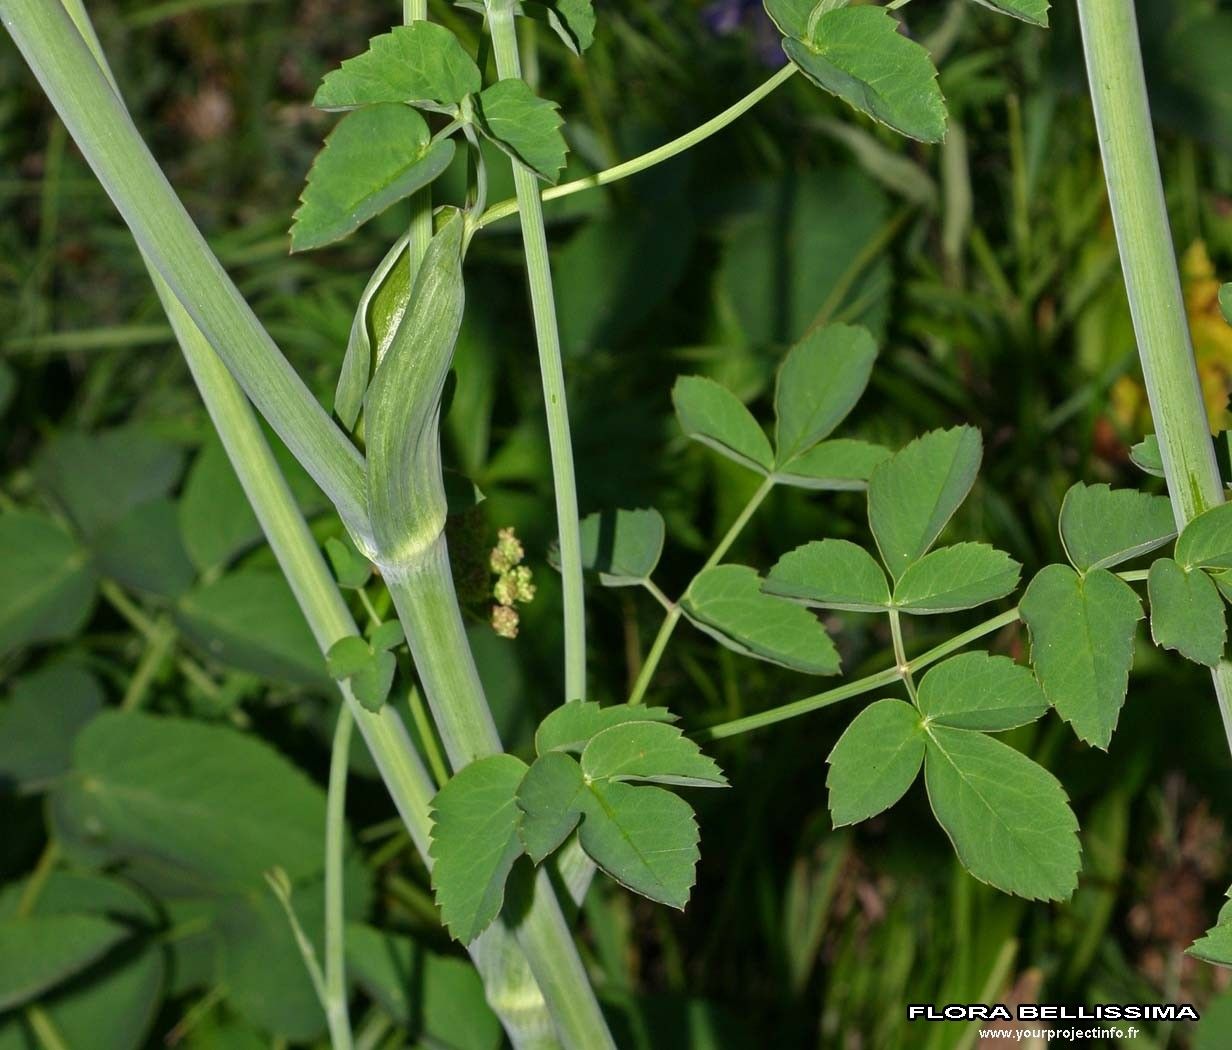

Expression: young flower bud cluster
xmin=490 ymin=527 xmax=535 ymax=638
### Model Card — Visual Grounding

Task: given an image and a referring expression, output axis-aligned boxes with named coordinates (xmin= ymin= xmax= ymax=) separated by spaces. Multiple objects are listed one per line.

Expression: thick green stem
xmin=488 ymin=2 xmax=587 ymax=702
xmin=324 ymin=706 xmax=355 ymax=1050
xmin=0 ymin=0 xmax=372 ymax=545
xmin=476 ymin=63 xmax=798 ymax=229
xmin=1076 ymin=0 xmax=1232 ymax=746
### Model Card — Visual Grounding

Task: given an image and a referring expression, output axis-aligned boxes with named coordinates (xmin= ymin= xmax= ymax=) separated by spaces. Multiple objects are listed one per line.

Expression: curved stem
xmin=888 ymin=609 xmax=917 ymax=703
xmin=488 ymin=4 xmax=587 ymax=702
xmin=1076 ymin=0 xmax=1232 ymax=748
xmin=475 ymin=63 xmax=798 ymax=229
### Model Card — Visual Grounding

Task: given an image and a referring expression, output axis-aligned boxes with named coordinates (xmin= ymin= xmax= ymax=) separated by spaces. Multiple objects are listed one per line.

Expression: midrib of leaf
xmin=584 ymin=781 xmax=691 ymax=887
xmin=924 ymin=727 xmax=1060 ymax=886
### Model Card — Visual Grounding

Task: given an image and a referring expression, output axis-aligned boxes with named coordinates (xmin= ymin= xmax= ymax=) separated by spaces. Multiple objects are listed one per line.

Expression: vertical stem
xmin=888 ymin=609 xmax=918 ymax=703
xmin=324 ymin=705 xmax=355 ymax=1050
xmin=487 ymin=2 xmax=587 ymax=702
xmin=403 ymin=0 xmax=434 ymax=271
xmin=1076 ymin=0 xmax=1232 ymax=746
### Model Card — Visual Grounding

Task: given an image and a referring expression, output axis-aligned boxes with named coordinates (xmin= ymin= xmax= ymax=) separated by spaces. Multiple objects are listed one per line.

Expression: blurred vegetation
xmin=5 ymin=0 xmax=1232 ymax=1046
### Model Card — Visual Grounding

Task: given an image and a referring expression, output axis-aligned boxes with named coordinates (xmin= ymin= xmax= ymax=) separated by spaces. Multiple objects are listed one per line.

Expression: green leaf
xmin=314 ymin=23 xmax=481 ymax=111
xmin=325 ymin=535 xmax=373 ymax=590
xmin=924 ymin=725 xmax=1080 ymax=900
xmin=868 ymin=426 xmax=982 ymax=581
xmin=1059 ymin=483 xmax=1176 ymax=571
xmin=764 ymin=539 xmax=890 ymax=612
xmin=1148 ymin=558 xmax=1227 ymax=667
xmin=51 ymin=711 xmax=329 ymax=890
xmin=774 ymin=438 xmax=891 ymax=490
xmin=580 ymin=722 xmax=727 ymax=788
xmin=345 ymin=924 xmax=501 ymax=1049
xmin=351 ymin=650 xmax=397 ymax=712
xmin=1020 ymin=564 xmax=1143 ymax=749
xmin=534 ymin=701 xmax=677 ymax=755
xmin=515 ymin=751 xmax=590 ymax=862
xmin=0 ymin=511 xmax=96 ymax=658
xmin=1130 ymin=435 xmax=1165 ymax=477
xmin=763 ymin=0 xmax=839 ymax=40
xmin=529 ymin=0 xmax=596 ymax=54
xmin=917 ymin=652 xmax=1048 ymax=732
xmin=326 ymin=636 xmax=370 ymax=678
xmin=577 ymin=507 xmax=666 ymax=586
xmin=1176 ymin=502 xmax=1232 ymax=570
xmin=892 ymin=543 xmax=1021 ymax=615
xmin=1190 ymin=906 xmax=1232 ymax=968
xmin=784 ymin=7 xmax=947 ymax=144
xmin=429 ymin=754 xmax=528 ymax=943
xmin=35 ymin=426 xmax=183 ymax=539
xmin=0 ymin=664 xmax=104 ymax=792
xmin=369 ymin=619 xmax=405 ymax=651
xmin=291 ymin=104 xmax=456 ymax=251
xmin=474 ymin=79 xmax=567 ymax=184
xmin=773 ymin=323 xmax=877 ymax=466
xmin=1222 ymin=284 xmax=1232 ymax=326
xmin=970 ymin=0 xmax=1050 ymax=27
xmin=516 ymin=753 xmax=701 ymax=909
xmin=682 ymin=565 xmax=841 ymax=675
xmin=0 ymin=914 xmax=128 ymax=1011
xmin=672 ymin=376 xmax=773 ymax=474
xmin=176 ymin=570 xmax=326 ymax=684
xmin=826 ymin=698 xmax=923 ymax=826
xmin=93 ymin=497 xmax=195 ymax=599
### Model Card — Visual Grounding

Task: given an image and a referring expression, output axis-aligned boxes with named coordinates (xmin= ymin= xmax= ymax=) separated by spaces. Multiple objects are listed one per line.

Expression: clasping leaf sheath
xmin=365 ymin=208 xmax=465 ymax=568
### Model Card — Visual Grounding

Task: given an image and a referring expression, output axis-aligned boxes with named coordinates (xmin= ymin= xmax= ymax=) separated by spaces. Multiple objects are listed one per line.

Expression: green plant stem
xmin=488 ymin=1 xmax=586 ymax=703
xmin=1076 ymin=0 xmax=1232 ymax=747
xmin=888 ymin=609 xmax=918 ymax=702
xmin=404 ymin=0 xmax=434 ymax=274
xmin=324 ymin=705 xmax=355 ymax=1050
xmin=119 ymin=615 xmax=175 ymax=712
xmin=628 ymin=476 xmax=775 ymax=704
xmin=0 ymin=0 xmax=372 ymax=546
xmin=475 ymin=63 xmax=798 ymax=229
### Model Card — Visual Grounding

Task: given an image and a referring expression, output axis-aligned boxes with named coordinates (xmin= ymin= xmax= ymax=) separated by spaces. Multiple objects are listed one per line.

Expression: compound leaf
xmin=868 ymin=426 xmax=982 ymax=581
xmin=291 ymin=104 xmax=456 ymax=251
xmin=826 ymin=698 xmax=923 ymax=826
xmin=1059 ymin=483 xmax=1175 ymax=571
xmin=672 ymin=376 xmax=774 ymax=474
xmin=314 ymin=23 xmax=480 ymax=111
xmin=924 ymin=725 xmax=1080 ymax=901
xmin=429 ymin=754 xmax=527 ymax=943
xmin=682 ymin=565 xmax=840 ymax=675
xmin=892 ymin=543 xmax=1020 ymax=615
xmin=784 ymin=6 xmax=947 ymax=143
xmin=774 ymin=438 xmax=891 ymax=490
xmin=534 ymin=701 xmax=677 ymax=756
xmin=577 ymin=507 xmax=665 ymax=586
xmin=474 ymin=79 xmax=567 ymax=183
xmin=917 ymin=652 xmax=1048 ymax=732
xmin=1148 ymin=558 xmax=1227 ymax=667
xmin=774 ymin=323 xmax=877 ymax=466
xmin=1020 ymin=564 xmax=1143 ymax=749
xmin=516 ymin=751 xmax=588 ymax=863
xmin=580 ymin=722 xmax=727 ymax=788
xmin=1176 ymin=502 xmax=1232 ymax=571
xmin=0 ymin=914 xmax=128 ymax=1011
xmin=764 ymin=539 xmax=890 ymax=612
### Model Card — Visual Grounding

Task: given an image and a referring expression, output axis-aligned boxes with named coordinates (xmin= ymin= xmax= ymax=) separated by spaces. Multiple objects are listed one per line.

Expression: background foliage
xmin=5 ymin=0 xmax=1232 ymax=1046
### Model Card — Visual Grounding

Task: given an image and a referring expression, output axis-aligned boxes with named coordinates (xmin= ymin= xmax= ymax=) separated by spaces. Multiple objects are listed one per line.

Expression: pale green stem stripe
xmin=488 ymin=2 xmax=587 ymax=703
xmin=476 ymin=63 xmax=798 ymax=229
xmin=1076 ymin=0 xmax=1232 ymax=748
xmin=325 ymin=705 xmax=355 ymax=1050
xmin=0 ymin=0 xmax=372 ymax=546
